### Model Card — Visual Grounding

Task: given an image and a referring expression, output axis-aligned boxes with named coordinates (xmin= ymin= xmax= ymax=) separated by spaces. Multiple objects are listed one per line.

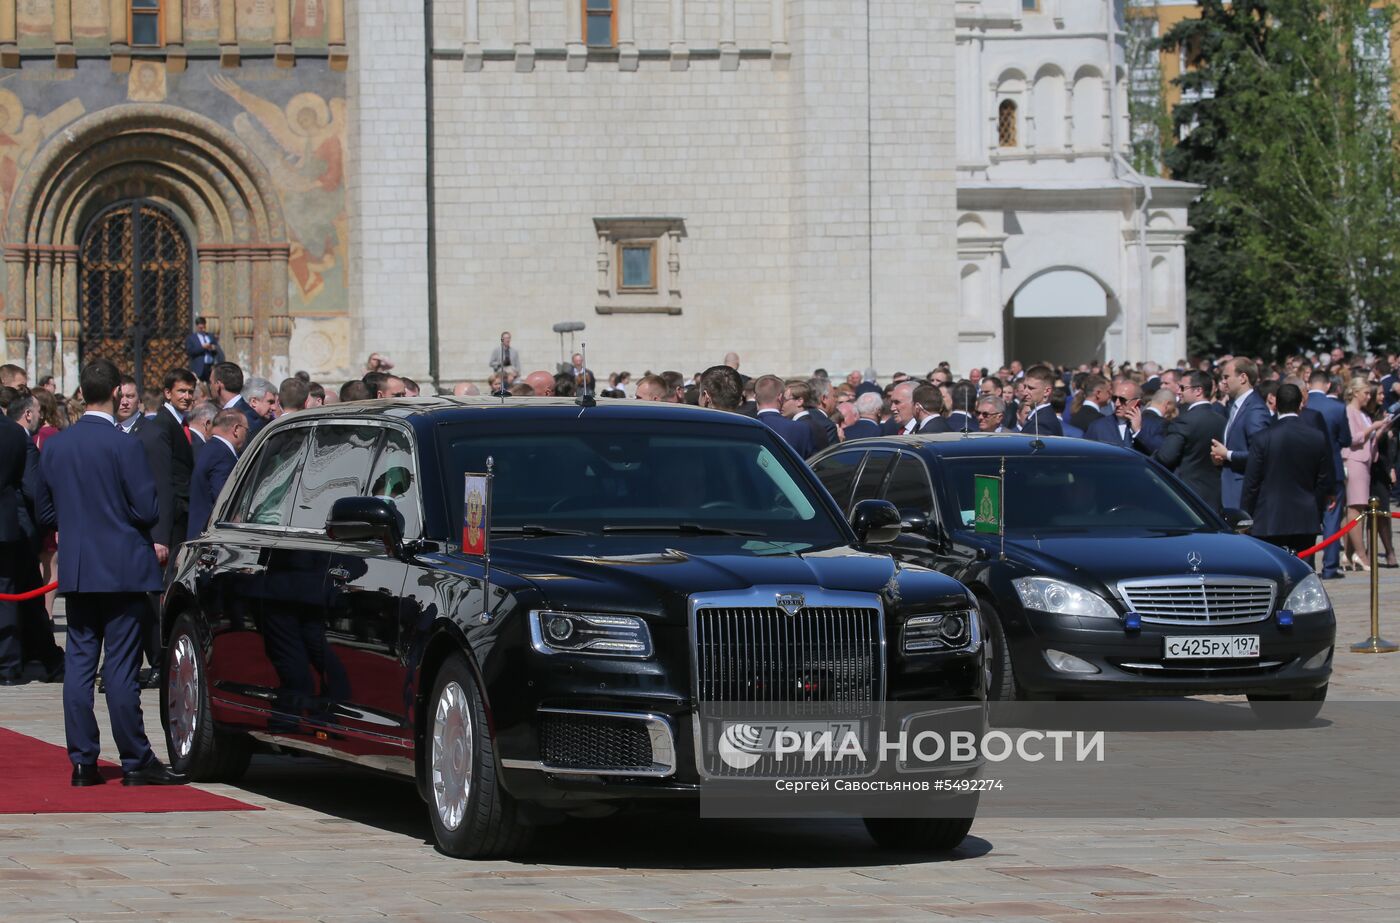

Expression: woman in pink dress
xmin=1341 ymin=378 xmax=1391 ymax=570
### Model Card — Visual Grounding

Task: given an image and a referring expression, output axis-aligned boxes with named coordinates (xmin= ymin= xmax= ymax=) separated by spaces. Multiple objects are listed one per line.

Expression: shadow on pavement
xmin=233 ymin=754 xmax=994 ymax=869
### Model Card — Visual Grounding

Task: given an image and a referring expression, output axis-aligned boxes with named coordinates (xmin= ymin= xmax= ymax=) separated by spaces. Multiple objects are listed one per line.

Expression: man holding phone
xmin=1086 ymin=379 xmax=1143 ymax=449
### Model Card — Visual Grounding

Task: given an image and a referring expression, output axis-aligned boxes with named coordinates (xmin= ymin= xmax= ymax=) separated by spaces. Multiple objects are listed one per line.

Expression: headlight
xmin=1012 ymin=577 xmax=1118 ymax=619
xmin=529 ymin=610 xmax=654 ymax=658
xmin=1283 ymin=573 xmax=1331 ymax=615
xmin=902 ymin=609 xmax=980 ymax=653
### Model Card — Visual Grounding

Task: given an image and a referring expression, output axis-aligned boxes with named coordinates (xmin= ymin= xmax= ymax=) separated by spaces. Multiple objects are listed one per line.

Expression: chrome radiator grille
xmin=1118 ymin=578 xmax=1276 ymax=626
xmin=693 ymin=606 xmax=883 ymax=705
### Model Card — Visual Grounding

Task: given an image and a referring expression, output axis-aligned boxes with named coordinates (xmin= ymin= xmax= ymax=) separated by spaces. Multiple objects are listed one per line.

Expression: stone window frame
xmin=997 ymin=100 xmax=1019 ymax=148
xmin=584 ymin=0 xmax=618 ymax=49
xmin=593 ymin=217 xmax=685 ymax=316
xmin=130 ymin=0 xmax=165 ymax=48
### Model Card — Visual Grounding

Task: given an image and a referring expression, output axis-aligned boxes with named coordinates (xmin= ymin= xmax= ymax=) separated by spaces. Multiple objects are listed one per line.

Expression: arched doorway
xmin=79 ymin=200 xmax=193 ymax=391
xmin=1003 ymin=269 xmax=1118 ymax=366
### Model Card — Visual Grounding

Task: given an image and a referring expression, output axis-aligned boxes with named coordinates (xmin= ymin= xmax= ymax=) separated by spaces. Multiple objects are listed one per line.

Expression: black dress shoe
xmin=122 ymin=758 xmax=188 ymax=787
xmin=71 ymin=764 xmax=106 ymax=787
xmin=42 ymin=660 xmax=65 ymax=683
xmin=0 ymin=673 xmax=27 ymax=687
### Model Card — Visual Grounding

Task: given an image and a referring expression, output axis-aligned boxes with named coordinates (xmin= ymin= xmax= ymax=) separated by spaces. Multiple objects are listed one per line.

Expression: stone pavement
xmin=2 ymin=571 xmax=1399 ymax=921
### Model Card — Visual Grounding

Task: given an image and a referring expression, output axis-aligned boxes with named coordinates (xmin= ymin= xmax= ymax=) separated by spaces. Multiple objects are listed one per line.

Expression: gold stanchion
xmin=1351 ymin=497 xmax=1398 ymax=654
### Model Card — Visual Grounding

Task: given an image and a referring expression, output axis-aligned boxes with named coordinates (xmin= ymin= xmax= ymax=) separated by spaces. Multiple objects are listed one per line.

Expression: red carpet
xmin=0 ymin=727 xmax=262 ymax=814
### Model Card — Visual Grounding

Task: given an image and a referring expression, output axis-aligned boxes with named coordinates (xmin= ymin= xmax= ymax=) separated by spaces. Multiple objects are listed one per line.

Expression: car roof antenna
xmin=576 ymin=341 xmax=596 ymax=408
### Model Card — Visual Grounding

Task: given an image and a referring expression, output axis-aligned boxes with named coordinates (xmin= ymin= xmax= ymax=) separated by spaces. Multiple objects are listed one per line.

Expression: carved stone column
xmin=109 ymin=0 xmax=130 ymax=72
xmin=329 ymin=0 xmax=348 ymax=70
xmin=0 ymin=0 xmax=18 ymax=69
xmin=274 ymin=0 xmax=294 ymax=67
xmin=617 ymin=0 xmax=638 ymax=72
xmin=219 ymin=0 xmax=239 ymax=67
xmin=230 ymin=314 xmax=254 ymax=371
xmin=166 ymin=0 xmax=186 ymax=72
xmin=4 ymin=246 xmax=27 ymax=364
xmin=565 ymin=0 xmax=585 ymax=71
xmin=59 ymin=251 xmax=79 ymax=390
xmin=268 ymin=313 xmax=292 ymax=382
xmin=669 ymin=0 xmax=687 ymax=71
xmin=4 ymin=317 xmax=26 ymax=370
xmin=514 ymin=0 xmax=533 ymax=72
xmin=719 ymin=0 xmax=738 ymax=71
xmin=54 ymin=0 xmax=76 ymax=68
xmin=464 ymin=0 xmax=483 ymax=71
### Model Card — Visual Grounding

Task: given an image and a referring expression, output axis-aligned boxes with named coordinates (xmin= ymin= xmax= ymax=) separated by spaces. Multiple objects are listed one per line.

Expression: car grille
xmin=694 ymin=606 xmax=883 ymax=705
xmin=539 ymin=711 xmax=660 ymax=774
xmin=1118 ymin=578 xmax=1276 ymax=626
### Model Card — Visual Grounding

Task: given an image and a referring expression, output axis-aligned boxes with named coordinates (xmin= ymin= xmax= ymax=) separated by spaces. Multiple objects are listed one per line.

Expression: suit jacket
xmin=757 ymin=410 xmax=815 ymax=458
xmin=1086 ymin=415 xmax=1135 ymax=449
xmin=488 ymin=345 xmax=520 ymax=372
xmin=1070 ymin=403 xmax=1105 ymax=434
xmin=1135 ymin=410 xmax=1168 ymax=455
xmin=1154 ymin=402 xmax=1226 ymax=511
xmin=945 ymin=411 xmax=974 ymax=434
xmin=1220 ymin=390 xmax=1271 ymax=509
xmin=135 ymin=405 xmax=195 ymax=549
xmin=190 ymin=428 xmax=207 ymax=461
xmin=184 ymin=331 xmax=223 ymax=378
xmin=844 ymin=418 xmax=882 ymax=440
xmin=854 ymin=381 xmax=882 ymax=398
xmin=187 ymin=437 xmax=238 ymax=542
xmin=1018 ymin=405 xmax=1063 ymax=437
xmin=37 ymin=415 xmax=162 ymax=593
xmin=795 ymin=412 xmax=833 ymax=453
xmin=918 ymin=415 xmax=950 ymax=435
xmin=1241 ymin=416 xmax=1334 ymax=537
xmin=0 ymin=417 xmax=28 ymax=545
xmin=1306 ymin=390 xmax=1349 ymax=485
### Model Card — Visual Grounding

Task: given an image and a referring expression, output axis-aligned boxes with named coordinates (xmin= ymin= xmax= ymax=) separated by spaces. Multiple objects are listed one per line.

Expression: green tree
xmin=1162 ymin=0 xmax=1400 ymax=356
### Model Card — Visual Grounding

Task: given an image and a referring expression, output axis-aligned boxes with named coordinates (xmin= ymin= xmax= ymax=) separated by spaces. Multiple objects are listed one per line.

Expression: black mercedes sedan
xmin=159 ymin=398 xmax=983 ymax=858
xmin=809 ymin=433 xmax=1335 ymax=713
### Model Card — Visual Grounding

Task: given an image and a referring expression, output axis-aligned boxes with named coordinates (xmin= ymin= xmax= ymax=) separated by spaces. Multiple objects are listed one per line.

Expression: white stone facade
xmin=955 ymin=0 xmax=1196 ymax=369
xmin=346 ymin=0 xmax=961 ymax=384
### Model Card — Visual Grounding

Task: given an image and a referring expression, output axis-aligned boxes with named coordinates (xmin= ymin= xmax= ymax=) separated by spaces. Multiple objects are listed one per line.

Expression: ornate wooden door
xmin=79 ymin=200 xmax=193 ymax=391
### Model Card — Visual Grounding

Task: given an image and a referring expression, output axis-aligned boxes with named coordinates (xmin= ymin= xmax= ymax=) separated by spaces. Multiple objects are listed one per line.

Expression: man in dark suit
xmin=1086 ymin=380 xmax=1142 ymax=449
xmin=1129 ymin=387 xmax=1173 ymax=455
xmin=782 ymin=379 xmax=833 ymax=451
xmin=186 ymin=409 xmax=247 ymax=542
xmin=6 ymin=394 xmax=63 ymax=682
xmin=1242 ymin=384 xmax=1335 ymax=555
xmin=754 ymin=375 xmax=814 ymax=457
xmin=1211 ymin=357 xmax=1271 ymax=510
xmin=1307 ymin=370 xmax=1351 ymax=579
xmin=183 ymin=316 xmax=223 ymax=382
xmin=945 ymin=380 xmax=977 ymax=434
xmin=1070 ymin=375 xmax=1111 ymax=433
xmin=0 ymin=390 xmax=33 ymax=684
xmin=36 ymin=359 xmax=185 ymax=786
xmin=1155 ymin=371 xmax=1227 ymax=510
xmin=1014 ymin=366 xmax=1063 ymax=436
xmin=912 ymin=383 xmax=950 ymax=434
xmin=186 ymin=401 xmax=216 ymax=460
xmin=209 ymin=361 xmax=255 ymax=426
xmin=845 ymin=392 xmax=884 ymax=440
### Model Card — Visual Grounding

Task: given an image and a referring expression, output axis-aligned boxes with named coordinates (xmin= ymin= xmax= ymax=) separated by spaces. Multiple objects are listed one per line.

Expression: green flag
xmin=974 ymin=474 xmax=1001 ymax=535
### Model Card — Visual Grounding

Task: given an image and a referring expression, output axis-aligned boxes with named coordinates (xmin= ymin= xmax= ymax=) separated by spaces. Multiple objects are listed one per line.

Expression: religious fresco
xmin=294 ymin=0 xmax=327 ymax=47
xmin=186 ymin=0 xmax=223 ymax=46
xmin=0 ymin=56 xmax=348 ymax=318
xmin=72 ymin=0 xmax=110 ymax=50
xmin=237 ymin=0 xmax=278 ymax=47
xmin=17 ymin=0 xmax=54 ymax=50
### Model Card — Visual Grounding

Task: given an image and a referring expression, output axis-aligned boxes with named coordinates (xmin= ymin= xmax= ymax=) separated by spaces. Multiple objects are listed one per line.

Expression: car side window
xmin=368 ymin=427 xmax=422 ymax=539
xmin=884 ymin=453 xmax=935 ymax=517
xmin=289 ymin=425 xmax=382 ymax=530
xmin=810 ymin=450 xmax=865 ymax=513
xmin=851 ymin=451 xmax=894 ymax=506
xmin=229 ymin=428 xmax=311 ymax=527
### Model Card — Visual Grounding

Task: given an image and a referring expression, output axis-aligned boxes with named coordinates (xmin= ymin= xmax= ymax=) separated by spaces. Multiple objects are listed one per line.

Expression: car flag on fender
xmin=463 ymin=472 xmax=491 ymax=556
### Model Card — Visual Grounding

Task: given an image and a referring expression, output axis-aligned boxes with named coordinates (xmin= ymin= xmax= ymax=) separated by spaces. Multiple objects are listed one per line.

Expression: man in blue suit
xmin=1013 ymin=366 xmax=1063 ymax=437
xmin=754 ymin=375 xmax=814 ymax=458
xmin=36 ymin=359 xmax=186 ymax=787
xmin=183 ymin=316 xmax=223 ymax=382
xmin=1307 ymin=371 xmax=1351 ymax=579
xmin=844 ymin=392 xmax=884 ymax=440
xmin=1086 ymin=380 xmax=1144 ymax=449
xmin=186 ymin=409 xmax=246 ymax=542
xmin=1211 ymin=357 xmax=1272 ymax=511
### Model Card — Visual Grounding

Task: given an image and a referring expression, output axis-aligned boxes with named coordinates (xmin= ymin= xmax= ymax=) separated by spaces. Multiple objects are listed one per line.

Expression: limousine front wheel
xmin=161 ymin=613 xmax=251 ymax=782
xmin=427 ymin=654 xmax=530 ymax=858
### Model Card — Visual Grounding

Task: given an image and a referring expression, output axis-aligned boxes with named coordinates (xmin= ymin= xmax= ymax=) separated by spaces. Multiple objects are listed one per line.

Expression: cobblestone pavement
xmin=2 ymin=572 xmax=1399 ymax=921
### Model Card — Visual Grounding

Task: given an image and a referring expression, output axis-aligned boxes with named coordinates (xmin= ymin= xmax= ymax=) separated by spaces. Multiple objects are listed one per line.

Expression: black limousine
xmin=811 ymin=433 xmax=1335 ymax=716
xmin=161 ymin=398 xmax=984 ymax=857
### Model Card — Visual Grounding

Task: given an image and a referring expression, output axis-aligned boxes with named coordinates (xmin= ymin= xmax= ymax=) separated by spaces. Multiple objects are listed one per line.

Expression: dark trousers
xmin=15 ymin=544 xmax=62 ymax=668
xmin=1263 ymin=534 xmax=1315 ymax=558
xmin=0 ymin=540 xmax=22 ymax=677
xmin=1320 ymin=501 xmax=1343 ymax=575
xmin=63 ymin=593 xmax=155 ymax=773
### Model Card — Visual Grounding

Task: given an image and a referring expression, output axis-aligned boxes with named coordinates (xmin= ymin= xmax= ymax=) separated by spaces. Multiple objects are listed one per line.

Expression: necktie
xmin=182 ymin=424 xmax=191 ymax=444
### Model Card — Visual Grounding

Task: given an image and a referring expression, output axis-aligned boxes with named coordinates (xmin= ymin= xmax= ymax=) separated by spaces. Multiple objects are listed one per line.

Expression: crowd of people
xmin=3 ymin=327 xmax=1398 ymax=783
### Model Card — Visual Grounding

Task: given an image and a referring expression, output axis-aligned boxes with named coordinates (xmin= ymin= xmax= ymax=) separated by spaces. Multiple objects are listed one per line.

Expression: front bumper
xmin=1008 ymin=608 xmax=1335 ymax=696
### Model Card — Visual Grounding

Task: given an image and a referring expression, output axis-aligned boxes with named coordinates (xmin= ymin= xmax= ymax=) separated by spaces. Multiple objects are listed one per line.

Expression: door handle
xmin=328 ymin=565 xmax=351 ymax=583
xmin=197 ymin=550 xmax=218 ymax=568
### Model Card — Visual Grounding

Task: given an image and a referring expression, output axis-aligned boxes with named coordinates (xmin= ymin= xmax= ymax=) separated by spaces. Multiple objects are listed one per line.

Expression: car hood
xmin=492 ymin=537 xmax=966 ymax=623
xmin=998 ymin=530 xmax=1305 ymax=589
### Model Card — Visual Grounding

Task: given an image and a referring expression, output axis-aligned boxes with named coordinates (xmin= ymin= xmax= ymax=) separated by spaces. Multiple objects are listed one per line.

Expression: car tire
xmin=1247 ymin=683 xmax=1327 ymax=727
xmin=425 ymin=652 xmax=531 ymax=859
xmin=864 ymin=811 xmax=976 ymax=852
xmin=977 ymin=598 xmax=1016 ymax=702
xmin=161 ymin=612 xmax=252 ymax=782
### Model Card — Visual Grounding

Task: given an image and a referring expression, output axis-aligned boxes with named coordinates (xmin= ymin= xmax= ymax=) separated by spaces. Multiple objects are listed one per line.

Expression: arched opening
xmin=1071 ymin=68 xmax=1104 ymax=148
xmin=79 ymin=200 xmax=193 ymax=391
xmin=1003 ymin=269 xmax=1117 ymax=365
xmin=1033 ymin=68 xmax=1066 ymax=149
xmin=998 ymin=99 xmax=1019 ymax=147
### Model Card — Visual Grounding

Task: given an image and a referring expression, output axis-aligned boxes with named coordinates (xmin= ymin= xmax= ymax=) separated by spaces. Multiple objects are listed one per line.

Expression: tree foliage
xmin=1162 ymin=0 xmax=1400 ymax=356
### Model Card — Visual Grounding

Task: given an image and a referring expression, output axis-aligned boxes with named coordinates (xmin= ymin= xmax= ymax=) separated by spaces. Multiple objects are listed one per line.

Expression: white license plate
xmin=1163 ymin=635 xmax=1261 ymax=659
xmin=722 ymin=721 xmax=860 ymax=754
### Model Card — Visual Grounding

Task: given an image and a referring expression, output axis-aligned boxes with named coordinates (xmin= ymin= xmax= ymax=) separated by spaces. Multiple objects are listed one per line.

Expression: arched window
xmin=998 ymin=100 xmax=1018 ymax=147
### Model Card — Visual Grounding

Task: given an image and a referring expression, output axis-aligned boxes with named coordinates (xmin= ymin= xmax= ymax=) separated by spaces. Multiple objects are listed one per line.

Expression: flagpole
xmin=480 ymin=456 xmax=495 ymax=624
xmin=998 ymin=455 xmax=1006 ymax=562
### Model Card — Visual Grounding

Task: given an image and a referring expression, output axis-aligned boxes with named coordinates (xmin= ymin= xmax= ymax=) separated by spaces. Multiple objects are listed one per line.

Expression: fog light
xmin=547 ymin=616 xmax=575 ymax=641
xmin=1124 ymin=612 xmax=1142 ymax=632
xmin=1303 ymin=647 xmax=1332 ymax=670
xmin=1044 ymin=649 xmax=1100 ymax=674
xmin=1276 ymin=609 xmax=1294 ymax=629
xmin=940 ymin=614 xmax=969 ymax=644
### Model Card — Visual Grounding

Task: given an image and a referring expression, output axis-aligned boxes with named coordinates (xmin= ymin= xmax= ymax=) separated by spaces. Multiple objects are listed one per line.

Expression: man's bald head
xmin=453 ymin=381 xmax=480 ymax=396
xmin=524 ymin=371 xmax=555 ymax=396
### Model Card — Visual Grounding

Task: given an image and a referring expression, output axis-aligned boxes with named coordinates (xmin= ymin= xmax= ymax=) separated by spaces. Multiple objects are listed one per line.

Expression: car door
xmin=319 ymin=425 xmax=417 ymax=748
xmin=881 ymin=451 xmax=942 ymax=568
xmin=810 ymin=448 xmax=865 ymax=514
xmin=202 ymin=426 xmax=312 ymax=727
xmin=850 ymin=449 xmax=896 ymax=513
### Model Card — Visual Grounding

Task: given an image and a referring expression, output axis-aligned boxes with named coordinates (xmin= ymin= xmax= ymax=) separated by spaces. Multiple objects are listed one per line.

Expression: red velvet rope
xmin=1296 ymin=514 xmax=1366 ymax=559
xmin=0 ymin=581 xmax=57 ymax=602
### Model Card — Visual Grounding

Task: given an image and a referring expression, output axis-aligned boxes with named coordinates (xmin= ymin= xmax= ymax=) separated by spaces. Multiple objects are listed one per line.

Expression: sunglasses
xmin=976 ymin=410 xmax=1002 ymax=418
xmin=1112 ymin=395 xmax=1136 ymax=405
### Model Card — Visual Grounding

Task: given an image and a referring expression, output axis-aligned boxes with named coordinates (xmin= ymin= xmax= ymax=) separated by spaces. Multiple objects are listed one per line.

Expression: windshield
xmin=941 ymin=456 xmax=1212 ymax=534
xmin=438 ymin=420 xmax=848 ymax=550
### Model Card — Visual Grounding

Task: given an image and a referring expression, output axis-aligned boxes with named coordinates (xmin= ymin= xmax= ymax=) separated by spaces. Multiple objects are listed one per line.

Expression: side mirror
xmin=327 ymin=496 xmax=404 ymax=555
xmin=851 ymin=499 xmax=902 ymax=545
xmin=1221 ymin=507 xmax=1254 ymax=534
xmin=899 ymin=510 xmax=929 ymax=533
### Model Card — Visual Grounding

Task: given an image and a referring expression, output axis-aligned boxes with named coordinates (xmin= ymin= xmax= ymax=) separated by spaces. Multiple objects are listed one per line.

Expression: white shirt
xmin=223 ymin=395 xmax=242 ymax=410
xmin=1277 ymin=412 xmax=1299 ymax=421
xmin=902 ymin=418 xmax=917 ymax=435
xmin=85 ymin=410 xmax=116 ymax=426
xmin=756 ymin=408 xmax=782 ymax=416
xmin=118 ymin=413 xmax=141 ymax=433
xmin=1224 ymin=387 xmax=1255 ymax=460
xmin=164 ymin=402 xmax=185 ymax=424
xmin=1188 ymin=400 xmax=1213 ymax=411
